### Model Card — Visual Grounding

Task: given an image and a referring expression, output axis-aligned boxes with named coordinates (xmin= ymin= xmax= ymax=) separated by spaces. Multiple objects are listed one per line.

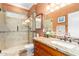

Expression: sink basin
xmin=51 ymin=40 xmax=79 ymax=55
xmin=51 ymin=40 xmax=76 ymax=49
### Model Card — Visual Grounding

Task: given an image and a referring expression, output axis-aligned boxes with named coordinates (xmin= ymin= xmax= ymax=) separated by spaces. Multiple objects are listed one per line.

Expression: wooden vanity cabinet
xmin=34 ymin=40 xmax=66 ymax=56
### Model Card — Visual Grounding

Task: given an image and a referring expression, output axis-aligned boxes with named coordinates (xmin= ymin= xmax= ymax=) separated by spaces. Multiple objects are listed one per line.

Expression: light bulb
xmin=25 ymin=20 xmax=30 ymax=23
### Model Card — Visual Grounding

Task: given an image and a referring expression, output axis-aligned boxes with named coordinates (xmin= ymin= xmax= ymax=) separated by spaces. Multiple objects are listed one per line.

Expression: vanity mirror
xmin=35 ymin=14 xmax=43 ymax=29
xmin=43 ymin=15 xmax=54 ymax=37
xmin=43 ymin=16 xmax=53 ymax=32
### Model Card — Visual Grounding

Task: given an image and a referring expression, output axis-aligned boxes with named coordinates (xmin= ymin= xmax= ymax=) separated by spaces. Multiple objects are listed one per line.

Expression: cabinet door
xmin=38 ymin=42 xmax=65 ymax=56
xmin=38 ymin=49 xmax=50 ymax=56
xmin=34 ymin=43 xmax=50 ymax=56
xmin=34 ymin=40 xmax=66 ymax=56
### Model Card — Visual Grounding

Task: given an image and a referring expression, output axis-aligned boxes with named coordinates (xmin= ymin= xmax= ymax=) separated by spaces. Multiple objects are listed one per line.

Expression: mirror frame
xmin=35 ymin=14 xmax=43 ymax=30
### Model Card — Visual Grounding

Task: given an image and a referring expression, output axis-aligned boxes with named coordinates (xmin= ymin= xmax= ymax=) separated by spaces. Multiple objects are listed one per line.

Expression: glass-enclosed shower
xmin=0 ymin=10 xmax=33 ymax=50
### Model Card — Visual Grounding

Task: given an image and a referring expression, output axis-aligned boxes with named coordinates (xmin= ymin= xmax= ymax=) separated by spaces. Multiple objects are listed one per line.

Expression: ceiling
xmin=8 ymin=3 xmax=35 ymax=10
xmin=8 ymin=3 xmax=71 ymax=14
xmin=46 ymin=3 xmax=72 ymax=14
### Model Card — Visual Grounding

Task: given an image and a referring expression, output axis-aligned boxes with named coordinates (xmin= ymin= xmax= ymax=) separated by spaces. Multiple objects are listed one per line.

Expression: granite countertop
xmin=34 ymin=37 xmax=79 ymax=56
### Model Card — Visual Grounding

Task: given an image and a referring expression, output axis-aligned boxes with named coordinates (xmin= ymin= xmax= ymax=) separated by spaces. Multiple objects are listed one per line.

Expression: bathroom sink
xmin=51 ymin=40 xmax=76 ymax=49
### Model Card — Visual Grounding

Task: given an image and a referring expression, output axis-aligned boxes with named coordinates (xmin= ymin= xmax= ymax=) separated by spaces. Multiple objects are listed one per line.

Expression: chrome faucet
xmin=63 ymin=36 xmax=67 ymax=41
xmin=60 ymin=33 xmax=72 ymax=42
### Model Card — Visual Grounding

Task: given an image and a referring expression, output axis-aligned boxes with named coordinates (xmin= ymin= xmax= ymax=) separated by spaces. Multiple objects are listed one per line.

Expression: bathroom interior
xmin=0 ymin=3 xmax=79 ymax=56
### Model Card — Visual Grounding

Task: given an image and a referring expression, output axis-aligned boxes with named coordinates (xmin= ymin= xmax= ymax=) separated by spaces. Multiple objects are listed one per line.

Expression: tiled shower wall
xmin=0 ymin=12 xmax=33 ymax=50
xmin=0 ymin=32 xmax=29 ymax=50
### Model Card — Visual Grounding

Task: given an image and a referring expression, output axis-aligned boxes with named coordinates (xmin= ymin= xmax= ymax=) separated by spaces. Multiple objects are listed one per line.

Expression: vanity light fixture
xmin=22 ymin=19 xmax=30 ymax=25
xmin=25 ymin=19 xmax=30 ymax=23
